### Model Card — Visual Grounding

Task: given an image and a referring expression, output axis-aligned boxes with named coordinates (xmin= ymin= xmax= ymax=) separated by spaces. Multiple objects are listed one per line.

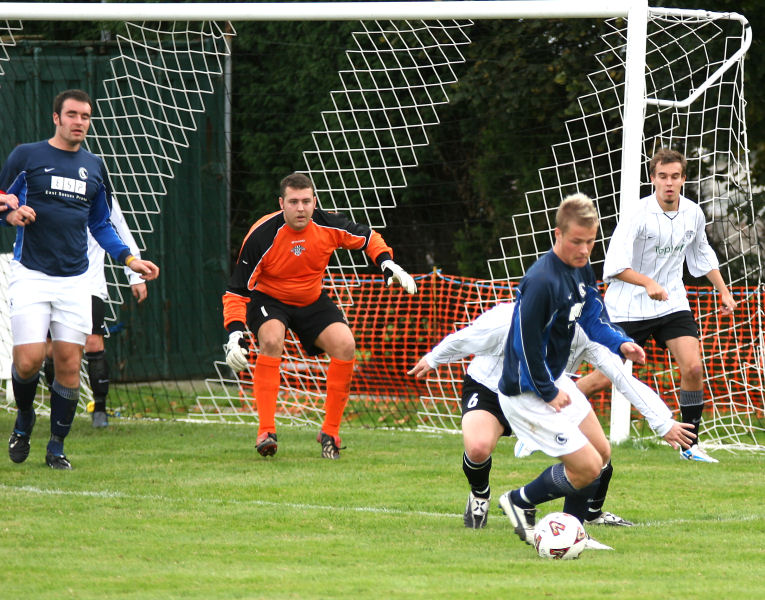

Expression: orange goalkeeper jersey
xmin=222 ymin=208 xmax=392 ymax=330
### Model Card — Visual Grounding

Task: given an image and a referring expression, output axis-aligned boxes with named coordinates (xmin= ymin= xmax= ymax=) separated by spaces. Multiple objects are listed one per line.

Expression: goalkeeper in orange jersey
xmin=222 ymin=173 xmax=417 ymax=459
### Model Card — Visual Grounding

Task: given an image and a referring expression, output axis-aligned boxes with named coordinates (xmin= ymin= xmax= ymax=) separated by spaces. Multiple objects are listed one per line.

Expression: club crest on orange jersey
xmin=292 ymin=244 xmax=306 ymax=256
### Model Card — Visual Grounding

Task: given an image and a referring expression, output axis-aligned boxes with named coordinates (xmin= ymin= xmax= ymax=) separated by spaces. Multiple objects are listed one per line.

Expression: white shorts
xmin=498 ymin=374 xmax=592 ymax=458
xmin=8 ymin=261 xmax=91 ymax=345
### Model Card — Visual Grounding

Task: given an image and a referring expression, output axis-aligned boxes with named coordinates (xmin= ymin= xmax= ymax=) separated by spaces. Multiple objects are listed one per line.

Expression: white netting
xmin=196 ymin=19 xmax=473 ymax=424
xmin=87 ymin=21 xmax=235 ymax=324
xmin=0 ymin=20 xmax=22 ymax=77
xmin=0 ymin=20 xmax=235 ymax=415
xmin=305 ymin=19 xmax=472 ymax=302
xmin=0 ymin=9 xmax=760 ymax=451
xmin=418 ymin=9 xmax=764 ymax=450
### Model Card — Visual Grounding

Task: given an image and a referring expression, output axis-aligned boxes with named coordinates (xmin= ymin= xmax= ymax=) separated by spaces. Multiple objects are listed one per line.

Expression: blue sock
xmin=47 ymin=435 xmax=65 ymax=457
xmin=511 ymin=463 xmax=576 ymax=508
xmin=48 ymin=380 xmax=79 ymax=455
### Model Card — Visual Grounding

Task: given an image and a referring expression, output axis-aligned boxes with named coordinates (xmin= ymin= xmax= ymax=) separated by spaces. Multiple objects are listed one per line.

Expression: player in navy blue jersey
xmin=0 ymin=89 xmax=159 ymax=469
xmin=495 ymin=193 xmax=647 ymax=552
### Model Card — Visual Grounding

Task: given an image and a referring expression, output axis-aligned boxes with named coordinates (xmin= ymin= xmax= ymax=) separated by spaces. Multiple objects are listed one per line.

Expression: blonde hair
xmin=556 ymin=193 xmax=598 ymax=233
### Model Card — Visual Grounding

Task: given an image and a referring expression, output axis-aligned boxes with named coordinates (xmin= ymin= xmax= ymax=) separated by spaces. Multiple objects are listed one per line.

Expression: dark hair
xmin=649 ymin=148 xmax=686 ymax=177
xmin=53 ymin=89 xmax=92 ymax=116
xmin=279 ymin=172 xmax=314 ymax=197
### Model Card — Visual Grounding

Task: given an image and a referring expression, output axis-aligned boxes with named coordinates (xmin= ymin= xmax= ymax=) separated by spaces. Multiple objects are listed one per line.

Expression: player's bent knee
xmin=568 ymin=463 xmax=601 ymax=489
xmin=595 ymin=443 xmax=611 ymax=464
xmin=331 ymin=341 xmax=356 ymax=361
xmin=12 ymin=349 xmax=46 ymax=378
xmin=464 ymin=438 xmax=494 ymax=463
xmin=14 ymin=359 xmax=43 ymax=380
xmin=681 ymin=362 xmax=703 ymax=383
xmin=576 ymin=370 xmax=611 ymax=397
xmin=257 ymin=337 xmax=284 ymax=357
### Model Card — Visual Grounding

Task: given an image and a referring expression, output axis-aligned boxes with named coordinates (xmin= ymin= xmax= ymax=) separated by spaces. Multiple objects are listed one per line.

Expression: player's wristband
xmin=125 ymin=255 xmax=136 ymax=266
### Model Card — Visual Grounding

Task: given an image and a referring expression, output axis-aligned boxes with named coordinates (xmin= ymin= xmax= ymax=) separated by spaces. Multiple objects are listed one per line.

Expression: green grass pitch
xmin=0 ymin=412 xmax=763 ymax=599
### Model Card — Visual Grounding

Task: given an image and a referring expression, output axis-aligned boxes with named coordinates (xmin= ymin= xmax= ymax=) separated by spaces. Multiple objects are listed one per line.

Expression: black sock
xmin=586 ymin=461 xmax=613 ymax=520
xmin=85 ymin=351 xmax=109 ymax=413
xmin=463 ymin=452 xmax=491 ymax=498
xmin=11 ymin=364 xmax=39 ymax=413
xmin=563 ymin=475 xmax=601 ymax=523
xmin=679 ymin=390 xmax=704 ymax=442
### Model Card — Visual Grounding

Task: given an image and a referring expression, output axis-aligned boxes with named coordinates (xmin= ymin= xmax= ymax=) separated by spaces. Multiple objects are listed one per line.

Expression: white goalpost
xmin=0 ymin=2 xmax=761 ymax=451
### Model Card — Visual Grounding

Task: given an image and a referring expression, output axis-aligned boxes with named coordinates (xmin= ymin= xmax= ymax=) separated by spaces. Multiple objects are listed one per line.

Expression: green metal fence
xmin=0 ymin=40 xmax=228 ymax=382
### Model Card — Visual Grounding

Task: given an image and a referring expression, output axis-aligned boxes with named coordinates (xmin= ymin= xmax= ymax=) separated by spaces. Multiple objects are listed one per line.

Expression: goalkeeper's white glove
xmin=380 ymin=260 xmax=417 ymax=294
xmin=225 ymin=330 xmax=250 ymax=372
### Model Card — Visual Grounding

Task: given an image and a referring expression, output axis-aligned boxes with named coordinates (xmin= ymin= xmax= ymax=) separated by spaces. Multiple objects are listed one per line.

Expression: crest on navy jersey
xmin=78 ymin=167 xmax=88 ymax=180
xmin=292 ymin=244 xmax=306 ymax=256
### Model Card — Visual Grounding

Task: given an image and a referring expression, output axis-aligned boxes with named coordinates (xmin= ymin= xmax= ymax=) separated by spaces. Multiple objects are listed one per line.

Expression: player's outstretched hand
xmin=128 ymin=258 xmax=160 ymax=281
xmin=225 ymin=331 xmax=250 ymax=372
xmin=381 ymin=260 xmax=417 ymax=294
xmin=663 ymin=421 xmax=696 ymax=450
xmin=620 ymin=342 xmax=646 ymax=365
xmin=407 ymin=357 xmax=434 ymax=379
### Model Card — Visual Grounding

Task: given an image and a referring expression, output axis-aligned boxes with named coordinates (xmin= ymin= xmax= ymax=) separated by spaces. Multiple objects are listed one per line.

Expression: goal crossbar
xmin=0 ymin=1 xmax=636 ymax=22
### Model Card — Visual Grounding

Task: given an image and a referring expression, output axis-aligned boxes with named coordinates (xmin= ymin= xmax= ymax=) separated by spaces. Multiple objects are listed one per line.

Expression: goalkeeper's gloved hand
xmin=225 ymin=330 xmax=250 ymax=372
xmin=380 ymin=260 xmax=417 ymax=294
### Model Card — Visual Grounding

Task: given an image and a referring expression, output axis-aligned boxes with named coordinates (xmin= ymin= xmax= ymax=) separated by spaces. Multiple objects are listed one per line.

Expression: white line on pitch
xmin=0 ymin=483 xmax=456 ymax=519
xmin=2 ymin=484 xmax=763 ymax=526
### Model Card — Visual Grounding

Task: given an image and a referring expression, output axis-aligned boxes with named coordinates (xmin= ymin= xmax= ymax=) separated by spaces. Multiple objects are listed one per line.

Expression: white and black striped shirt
xmin=603 ymin=193 xmax=719 ymax=322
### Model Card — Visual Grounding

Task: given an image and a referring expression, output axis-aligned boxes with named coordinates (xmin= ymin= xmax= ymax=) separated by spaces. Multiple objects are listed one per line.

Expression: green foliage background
xmin=14 ymin=0 xmax=765 ymax=279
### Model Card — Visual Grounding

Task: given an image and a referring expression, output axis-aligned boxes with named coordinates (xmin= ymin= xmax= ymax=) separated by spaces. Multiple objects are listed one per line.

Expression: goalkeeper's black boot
xmin=8 ymin=410 xmax=36 ymax=464
xmin=317 ymin=431 xmax=345 ymax=459
xmin=256 ymin=432 xmax=277 ymax=457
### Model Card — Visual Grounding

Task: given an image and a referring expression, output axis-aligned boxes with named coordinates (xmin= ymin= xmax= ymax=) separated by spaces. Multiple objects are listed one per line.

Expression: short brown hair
xmin=649 ymin=148 xmax=686 ymax=177
xmin=556 ymin=193 xmax=598 ymax=233
xmin=279 ymin=172 xmax=314 ymax=197
xmin=53 ymin=89 xmax=92 ymax=116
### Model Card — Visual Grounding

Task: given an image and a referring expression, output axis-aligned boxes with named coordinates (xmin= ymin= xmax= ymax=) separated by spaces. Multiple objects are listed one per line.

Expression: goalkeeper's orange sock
xmin=321 ymin=357 xmax=355 ymax=437
xmin=253 ymin=354 xmax=281 ymax=436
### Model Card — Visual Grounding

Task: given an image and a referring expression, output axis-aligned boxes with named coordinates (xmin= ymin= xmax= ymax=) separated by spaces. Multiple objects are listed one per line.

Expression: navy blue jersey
xmin=0 ymin=141 xmax=130 ymax=276
xmin=498 ymin=249 xmax=631 ymax=402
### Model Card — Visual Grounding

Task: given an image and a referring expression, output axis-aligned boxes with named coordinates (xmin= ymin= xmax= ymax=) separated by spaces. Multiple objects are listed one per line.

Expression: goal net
xmin=0 ymin=3 xmax=761 ymax=451
xmin=478 ymin=7 xmax=763 ymax=451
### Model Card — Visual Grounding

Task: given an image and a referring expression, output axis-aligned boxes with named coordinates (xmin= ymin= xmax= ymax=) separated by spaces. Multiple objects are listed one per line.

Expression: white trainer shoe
xmin=584 ymin=535 xmax=614 ymax=551
xmin=463 ymin=492 xmax=490 ymax=529
xmin=498 ymin=491 xmax=536 ymax=544
xmin=585 ymin=511 xmax=634 ymax=527
xmin=679 ymin=444 xmax=718 ymax=463
xmin=513 ymin=439 xmax=539 ymax=458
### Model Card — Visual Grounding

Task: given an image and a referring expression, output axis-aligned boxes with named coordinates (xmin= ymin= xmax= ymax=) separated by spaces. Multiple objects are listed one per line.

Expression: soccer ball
xmin=533 ymin=512 xmax=587 ymax=560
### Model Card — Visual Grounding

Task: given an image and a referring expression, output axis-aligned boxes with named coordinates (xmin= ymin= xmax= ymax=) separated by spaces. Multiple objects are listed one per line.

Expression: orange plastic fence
xmin=245 ymin=272 xmax=763 ymax=421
